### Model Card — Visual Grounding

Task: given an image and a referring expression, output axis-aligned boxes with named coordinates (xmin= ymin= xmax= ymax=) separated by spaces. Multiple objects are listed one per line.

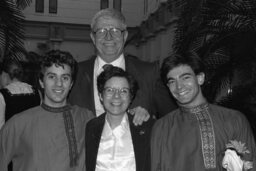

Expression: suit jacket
xmin=68 ymin=54 xmax=177 ymax=118
xmin=85 ymin=113 xmax=155 ymax=171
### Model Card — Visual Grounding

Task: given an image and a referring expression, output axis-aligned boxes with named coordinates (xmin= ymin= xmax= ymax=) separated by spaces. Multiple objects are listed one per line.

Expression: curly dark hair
xmin=97 ymin=65 xmax=139 ymax=100
xmin=39 ymin=50 xmax=77 ymax=82
xmin=161 ymin=52 xmax=205 ymax=84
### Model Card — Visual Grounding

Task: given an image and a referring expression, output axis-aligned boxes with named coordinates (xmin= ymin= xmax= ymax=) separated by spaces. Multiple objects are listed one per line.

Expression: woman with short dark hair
xmin=86 ymin=66 xmax=155 ymax=171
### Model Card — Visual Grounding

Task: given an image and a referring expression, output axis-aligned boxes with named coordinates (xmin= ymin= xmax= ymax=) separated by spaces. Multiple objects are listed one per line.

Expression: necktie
xmin=102 ymin=64 xmax=113 ymax=71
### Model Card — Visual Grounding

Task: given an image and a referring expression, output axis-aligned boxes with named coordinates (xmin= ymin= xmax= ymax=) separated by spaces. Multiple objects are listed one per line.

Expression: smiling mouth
xmin=111 ymin=102 xmax=122 ymax=106
xmin=177 ymin=90 xmax=189 ymax=96
xmin=104 ymin=42 xmax=115 ymax=46
xmin=53 ymin=89 xmax=64 ymax=94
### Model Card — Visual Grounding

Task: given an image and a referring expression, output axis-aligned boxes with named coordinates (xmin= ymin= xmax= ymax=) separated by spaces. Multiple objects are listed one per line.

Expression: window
xmin=113 ymin=0 xmax=121 ymax=11
xmin=101 ymin=0 xmax=109 ymax=9
xmin=50 ymin=25 xmax=63 ymax=40
xmin=35 ymin=0 xmax=44 ymax=13
xmin=144 ymin=0 xmax=148 ymax=15
xmin=49 ymin=0 xmax=57 ymax=13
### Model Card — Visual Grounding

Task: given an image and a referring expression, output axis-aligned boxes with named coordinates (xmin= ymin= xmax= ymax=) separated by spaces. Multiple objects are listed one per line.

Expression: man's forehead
xmin=167 ymin=65 xmax=195 ymax=78
xmin=44 ymin=64 xmax=71 ymax=74
xmin=95 ymin=17 xmax=123 ymax=28
xmin=98 ymin=16 xmax=119 ymax=21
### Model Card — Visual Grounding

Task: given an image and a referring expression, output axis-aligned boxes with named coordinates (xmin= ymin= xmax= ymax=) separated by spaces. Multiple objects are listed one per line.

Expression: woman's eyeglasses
xmin=103 ymin=87 xmax=130 ymax=97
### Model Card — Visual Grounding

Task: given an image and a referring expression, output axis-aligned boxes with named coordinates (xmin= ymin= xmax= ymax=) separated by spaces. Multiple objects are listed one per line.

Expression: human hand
xmin=129 ymin=106 xmax=150 ymax=126
xmin=222 ymin=149 xmax=243 ymax=171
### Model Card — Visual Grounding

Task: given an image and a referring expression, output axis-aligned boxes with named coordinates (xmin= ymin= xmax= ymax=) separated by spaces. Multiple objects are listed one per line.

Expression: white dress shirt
xmin=96 ymin=113 xmax=136 ymax=171
xmin=93 ymin=55 xmax=126 ymax=116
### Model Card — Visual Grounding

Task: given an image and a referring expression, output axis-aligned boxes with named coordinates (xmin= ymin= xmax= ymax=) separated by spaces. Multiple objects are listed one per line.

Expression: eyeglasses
xmin=94 ymin=28 xmax=125 ymax=38
xmin=103 ymin=87 xmax=130 ymax=97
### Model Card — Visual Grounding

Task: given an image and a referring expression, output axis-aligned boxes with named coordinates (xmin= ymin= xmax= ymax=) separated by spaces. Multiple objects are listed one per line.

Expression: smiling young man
xmin=0 ymin=50 xmax=94 ymax=171
xmin=151 ymin=52 xmax=256 ymax=171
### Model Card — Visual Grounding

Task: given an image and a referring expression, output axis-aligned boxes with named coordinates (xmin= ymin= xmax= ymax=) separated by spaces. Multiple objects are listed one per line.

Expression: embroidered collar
xmin=181 ymin=102 xmax=216 ymax=169
xmin=180 ymin=102 xmax=209 ymax=114
xmin=41 ymin=103 xmax=71 ymax=113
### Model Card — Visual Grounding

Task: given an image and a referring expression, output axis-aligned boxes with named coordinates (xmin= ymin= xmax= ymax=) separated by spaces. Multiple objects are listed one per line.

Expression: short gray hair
xmin=91 ymin=8 xmax=127 ymax=31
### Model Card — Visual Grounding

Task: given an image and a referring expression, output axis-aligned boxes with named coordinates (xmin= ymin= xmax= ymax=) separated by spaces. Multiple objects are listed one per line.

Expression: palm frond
xmin=15 ymin=0 xmax=32 ymax=9
xmin=172 ymin=0 xmax=256 ymax=51
xmin=204 ymin=1 xmax=256 ymax=32
xmin=203 ymin=61 xmax=233 ymax=102
xmin=0 ymin=0 xmax=26 ymax=60
xmin=204 ymin=48 xmax=230 ymax=68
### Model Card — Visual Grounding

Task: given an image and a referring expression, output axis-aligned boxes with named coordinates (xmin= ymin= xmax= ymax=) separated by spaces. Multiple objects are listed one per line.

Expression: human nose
xmin=113 ymin=89 xmax=121 ymax=98
xmin=55 ymin=77 xmax=63 ymax=86
xmin=176 ymin=80 xmax=183 ymax=89
xmin=104 ymin=30 xmax=113 ymax=40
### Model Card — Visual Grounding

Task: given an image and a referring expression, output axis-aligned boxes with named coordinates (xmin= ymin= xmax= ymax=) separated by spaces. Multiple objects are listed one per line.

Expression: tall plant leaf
xmin=0 ymin=0 xmax=32 ymax=61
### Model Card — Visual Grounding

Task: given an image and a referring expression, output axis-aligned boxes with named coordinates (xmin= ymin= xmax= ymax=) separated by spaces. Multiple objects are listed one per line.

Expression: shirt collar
xmin=95 ymin=54 xmax=125 ymax=74
xmin=180 ymin=102 xmax=209 ymax=114
xmin=103 ymin=113 xmax=129 ymax=138
xmin=41 ymin=103 xmax=71 ymax=113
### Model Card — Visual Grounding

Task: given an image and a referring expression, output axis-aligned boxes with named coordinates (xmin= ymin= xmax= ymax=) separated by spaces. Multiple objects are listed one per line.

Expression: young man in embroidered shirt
xmin=151 ymin=52 xmax=256 ymax=171
xmin=0 ymin=50 xmax=94 ymax=171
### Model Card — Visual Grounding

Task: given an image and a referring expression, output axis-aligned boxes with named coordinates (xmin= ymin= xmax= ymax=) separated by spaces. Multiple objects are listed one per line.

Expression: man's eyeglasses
xmin=103 ymin=87 xmax=130 ymax=97
xmin=94 ymin=28 xmax=125 ymax=38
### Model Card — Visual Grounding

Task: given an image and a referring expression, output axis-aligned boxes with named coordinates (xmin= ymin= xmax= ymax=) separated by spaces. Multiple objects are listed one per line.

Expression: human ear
xmin=39 ymin=79 xmax=44 ymax=89
xmin=123 ymin=30 xmax=128 ymax=42
xmin=197 ymin=72 xmax=205 ymax=85
xmin=99 ymin=93 xmax=103 ymax=102
xmin=69 ymin=81 xmax=73 ymax=90
xmin=90 ymin=32 xmax=96 ymax=45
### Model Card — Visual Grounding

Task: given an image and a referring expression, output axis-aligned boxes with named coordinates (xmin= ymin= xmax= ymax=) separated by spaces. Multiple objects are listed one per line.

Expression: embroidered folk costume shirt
xmin=0 ymin=104 xmax=93 ymax=171
xmin=151 ymin=103 xmax=256 ymax=171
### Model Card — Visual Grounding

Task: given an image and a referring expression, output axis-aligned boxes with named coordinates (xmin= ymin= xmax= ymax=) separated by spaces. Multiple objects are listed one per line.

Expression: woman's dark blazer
xmin=85 ymin=112 xmax=155 ymax=171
